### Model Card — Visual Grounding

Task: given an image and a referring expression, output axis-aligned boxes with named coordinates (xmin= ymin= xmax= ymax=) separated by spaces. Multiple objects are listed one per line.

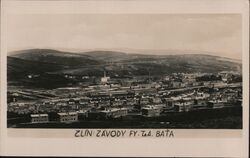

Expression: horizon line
xmin=7 ymin=47 xmax=242 ymax=61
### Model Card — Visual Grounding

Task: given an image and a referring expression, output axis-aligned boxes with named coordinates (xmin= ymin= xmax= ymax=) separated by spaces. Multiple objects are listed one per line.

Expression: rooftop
xmin=57 ymin=112 xmax=77 ymax=116
xmin=31 ymin=114 xmax=48 ymax=117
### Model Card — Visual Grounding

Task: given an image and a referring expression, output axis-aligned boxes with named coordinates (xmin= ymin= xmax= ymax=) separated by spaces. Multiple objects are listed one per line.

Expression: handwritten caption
xmin=75 ymin=129 xmax=174 ymax=138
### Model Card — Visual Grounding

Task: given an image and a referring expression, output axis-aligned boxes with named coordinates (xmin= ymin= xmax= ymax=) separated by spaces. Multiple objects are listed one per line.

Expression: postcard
xmin=0 ymin=0 xmax=249 ymax=157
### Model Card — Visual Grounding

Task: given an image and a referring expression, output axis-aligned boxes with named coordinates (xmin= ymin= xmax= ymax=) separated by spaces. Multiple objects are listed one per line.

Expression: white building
xmin=141 ymin=106 xmax=161 ymax=117
xmin=31 ymin=114 xmax=49 ymax=123
xmin=100 ymin=108 xmax=128 ymax=119
xmin=207 ymin=100 xmax=225 ymax=108
xmin=101 ymin=71 xmax=110 ymax=84
xmin=174 ymin=97 xmax=194 ymax=112
xmin=57 ymin=112 xmax=78 ymax=122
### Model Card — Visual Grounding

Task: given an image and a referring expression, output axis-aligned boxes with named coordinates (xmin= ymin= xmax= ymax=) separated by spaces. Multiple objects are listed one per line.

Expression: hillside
xmin=11 ymin=49 xmax=102 ymax=67
xmin=7 ymin=49 xmax=242 ymax=88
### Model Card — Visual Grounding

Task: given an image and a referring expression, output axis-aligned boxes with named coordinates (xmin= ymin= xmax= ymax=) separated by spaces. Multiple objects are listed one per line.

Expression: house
xmin=138 ymin=83 xmax=152 ymax=89
xmin=88 ymin=108 xmax=128 ymax=119
xmin=207 ymin=100 xmax=225 ymax=108
xmin=138 ymin=97 xmax=149 ymax=105
xmin=174 ymin=97 xmax=194 ymax=112
xmin=77 ymin=110 xmax=89 ymax=120
xmin=174 ymin=102 xmax=193 ymax=112
xmin=164 ymin=96 xmax=182 ymax=107
xmin=154 ymin=104 xmax=166 ymax=112
xmin=88 ymin=110 xmax=102 ymax=119
xmin=165 ymin=76 xmax=170 ymax=81
xmin=193 ymin=96 xmax=207 ymax=109
xmin=180 ymin=82 xmax=187 ymax=88
xmin=31 ymin=114 xmax=49 ymax=123
xmin=110 ymin=90 xmax=129 ymax=98
xmin=212 ymin=81 xmax=227 ymax=88
xmin=222 ymin=76 xmax=229 ymax=82
xmin=125 ymin=98 xmax=137 ymax=106
xmin=203 ymin=81 xmax=211 ymax=86
xmin=57 ymin=112 xmax=78 ymax=122
xmin=192 ymin=82 xmax=201 ymax=87
xmin=112 ymin=99 xmax=124 ymax=107
xmin=151 ymin=97 xmax=162 ymax=104
xmin=100 ymin=108 xmax=128 ymax=119
xmin=171 ymin=81 xmax=182 ymax=88
xmin=193 ymin=92 xmax=209 ymax=108
xmin=141 ymin=106 xmax=161 ymax=117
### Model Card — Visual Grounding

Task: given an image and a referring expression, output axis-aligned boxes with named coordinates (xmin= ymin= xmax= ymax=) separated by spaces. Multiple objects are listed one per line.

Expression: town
xmin=7 ymin=70 xmax=242 ymax=127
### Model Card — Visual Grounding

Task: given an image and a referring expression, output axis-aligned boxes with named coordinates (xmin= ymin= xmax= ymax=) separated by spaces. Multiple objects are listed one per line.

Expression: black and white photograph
xmin=1 ymin=0 xmax=249 ymax=157
xmin=6 ymin=13 xmax=243 ymax=129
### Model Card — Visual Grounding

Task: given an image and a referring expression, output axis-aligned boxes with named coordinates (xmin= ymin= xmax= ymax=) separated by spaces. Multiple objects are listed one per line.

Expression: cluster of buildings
xmin=8 ymin=71 xmax=242 ymax=124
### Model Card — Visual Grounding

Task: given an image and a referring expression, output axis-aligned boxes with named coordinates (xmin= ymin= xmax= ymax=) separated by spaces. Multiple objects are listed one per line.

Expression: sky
xmin=7 ymin=14 xmax=242 ymax=59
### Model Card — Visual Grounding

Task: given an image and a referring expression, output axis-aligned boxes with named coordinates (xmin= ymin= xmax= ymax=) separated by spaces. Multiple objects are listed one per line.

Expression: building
xmin=174 ymin=97 xmax=194 ymax=112
xmin=207 ymin=100 xmax=225 ymax=108
xmin=154 ymin=104 xmax=165 ymax=112
xmin=193 ymin=92 xmax=209 ymax=109
xmin=213 ymin=81 xmax=227 ymax=88
xmin=77 ymin=110 xmax=89 ymax=120
xmin=174 ymin=102 xmax=193 ymax=112
xmin=88 ymin=108 xmax=128 ymax=119
xmin=125 ymin=98 xmax=137 ymax=106
xmin=171 ymin=81 xmax=182 ymax=88
xmin=151 ymin=97 xmax=162 ymax=104
xmin=100 ymin=108 xmax=128 ymax=119
xmin=141 ymin=106 xmax=161 ymax=117
xmin=140 ymin=97 xmax=150 ymax=105
xmin=31 ymin=114 xmax=49 ymax=123
xmin=203 ymin=81 xmax=211 ymax=86
xmin=101 ymin=71 xmax=110 ymax=84
xmin=57 ymin=112 xmax=78 ymax=122
xmin=164 ymin=96 xmax=182 ymax=107
xmin=193 ymin=96 xmax=207 ymax=109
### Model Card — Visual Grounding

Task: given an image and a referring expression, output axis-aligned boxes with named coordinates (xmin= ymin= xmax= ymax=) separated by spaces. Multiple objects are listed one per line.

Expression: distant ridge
xmin=7 ymin=48 xmax=242 ymax=88
xmin=11 ymin=49 xmax=94 ymax=59
xmin=10 ymin=49 xmax=102 ymax=66
xmin=9 ymin=48 xmax=241 ymax=62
